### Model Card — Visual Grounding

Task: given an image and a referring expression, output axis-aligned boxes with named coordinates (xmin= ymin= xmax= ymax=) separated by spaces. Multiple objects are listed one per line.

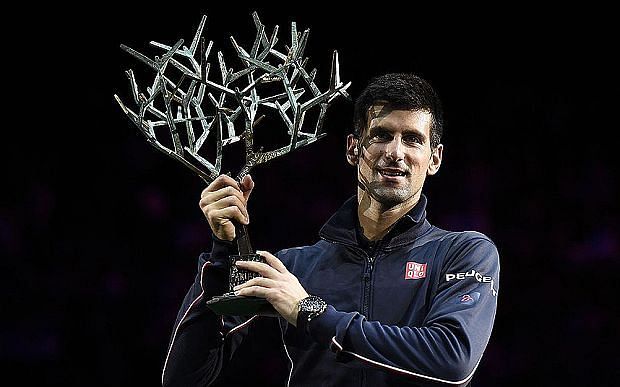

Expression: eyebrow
xmin=367 ymin=125 xmax=427 ymax=140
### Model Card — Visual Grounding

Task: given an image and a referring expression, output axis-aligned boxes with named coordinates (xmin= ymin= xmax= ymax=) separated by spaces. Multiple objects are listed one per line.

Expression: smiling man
xmin=353 ymin=101 xmax=442 ymax=241
xmin=163 ymin=73 xmax=500 ymax=387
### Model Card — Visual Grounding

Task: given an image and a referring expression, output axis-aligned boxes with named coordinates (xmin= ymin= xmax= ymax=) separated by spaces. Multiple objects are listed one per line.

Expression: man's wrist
xmin=211 ymin=232 xmax=235 ymax=244
xmin=208 ymin=233 xmax=237 ymax=268
xmin=297 ymin=295 xmax=327 ymax=333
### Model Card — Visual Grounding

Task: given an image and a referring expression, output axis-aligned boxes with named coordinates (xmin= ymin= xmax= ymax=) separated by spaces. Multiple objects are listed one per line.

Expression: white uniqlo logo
xmin=405 ymin=262 xmax=427 ymax=280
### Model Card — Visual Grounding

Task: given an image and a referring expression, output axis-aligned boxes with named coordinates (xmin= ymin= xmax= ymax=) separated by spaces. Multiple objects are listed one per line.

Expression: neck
xmin=357 ymin=187 xmax=421 ymax=241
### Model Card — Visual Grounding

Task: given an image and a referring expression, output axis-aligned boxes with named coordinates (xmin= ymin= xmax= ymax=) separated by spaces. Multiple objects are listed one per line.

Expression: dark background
xmin=5 ymin=3 xmax=618 ymax=386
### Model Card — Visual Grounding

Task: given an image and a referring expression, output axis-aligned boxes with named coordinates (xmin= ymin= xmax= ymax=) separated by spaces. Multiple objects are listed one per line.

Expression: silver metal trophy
xmin=115 ymin=12 xmax=350 ymax=316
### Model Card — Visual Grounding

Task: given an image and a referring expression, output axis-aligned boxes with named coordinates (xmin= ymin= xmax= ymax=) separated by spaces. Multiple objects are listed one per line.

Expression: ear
xmin=346 ymin=134 xmax=360 ymax=166
xmin=427 ymin=144 xmax=443 ymax=176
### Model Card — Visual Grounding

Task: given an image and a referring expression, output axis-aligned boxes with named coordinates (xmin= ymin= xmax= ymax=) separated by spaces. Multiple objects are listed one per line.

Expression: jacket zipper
xmin=361 ymin=241 xmax=381 ymax=318
xmin=360 ymin=254 xmax=373 ymax=387
xmin=361 ymin=241 xmax=381 ymax=387
xmin=361 ymin=256 xmax=373 ymax=317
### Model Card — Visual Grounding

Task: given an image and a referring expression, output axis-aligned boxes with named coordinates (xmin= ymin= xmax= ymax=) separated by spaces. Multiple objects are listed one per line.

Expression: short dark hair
xmin=353 ymin=73 xmax=443 ymax=149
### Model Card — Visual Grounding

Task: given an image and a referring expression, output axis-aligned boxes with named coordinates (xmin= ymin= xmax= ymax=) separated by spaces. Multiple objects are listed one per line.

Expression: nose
xmin=384 ymin=137 xmax=405 ymax=161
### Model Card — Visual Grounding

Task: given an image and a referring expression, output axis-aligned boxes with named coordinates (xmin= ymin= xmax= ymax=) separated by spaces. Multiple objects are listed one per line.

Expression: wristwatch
xmin=297 ymin=295 xmax=327 ymax=332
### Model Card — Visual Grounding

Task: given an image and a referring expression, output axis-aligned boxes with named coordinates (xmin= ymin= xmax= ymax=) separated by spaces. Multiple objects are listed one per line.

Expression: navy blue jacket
xmin=162 ymin=195 xmax=500 ymax=386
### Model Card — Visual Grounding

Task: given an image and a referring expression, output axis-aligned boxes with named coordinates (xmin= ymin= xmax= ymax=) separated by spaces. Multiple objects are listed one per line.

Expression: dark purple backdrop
xmin=5 ymin=4 xmax=618 ymax=386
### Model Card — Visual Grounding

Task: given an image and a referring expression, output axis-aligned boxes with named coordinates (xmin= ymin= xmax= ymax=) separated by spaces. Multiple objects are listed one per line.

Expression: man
xmin=162 ymin=73 xmax=500 ymax=386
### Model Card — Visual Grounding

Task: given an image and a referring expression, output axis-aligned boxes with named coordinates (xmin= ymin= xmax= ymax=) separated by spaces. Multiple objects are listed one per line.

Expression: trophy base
xmin=206 ymin=292 xmax=276 ymax=316
xmin=205 ymin=253 xmax=277 ymax=316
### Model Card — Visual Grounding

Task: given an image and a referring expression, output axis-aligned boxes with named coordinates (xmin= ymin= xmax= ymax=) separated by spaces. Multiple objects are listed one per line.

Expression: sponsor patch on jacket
xmin=404 ymin=262 xmax=427 ymax=280
xmin=457 ymin=292 xmax=480 ymax=305
xmin=445 ymin=269 xmax=498 ymax=296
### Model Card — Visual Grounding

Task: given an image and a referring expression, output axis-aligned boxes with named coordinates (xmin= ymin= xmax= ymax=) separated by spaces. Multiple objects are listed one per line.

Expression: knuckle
xmin=228 ymin=195 xmax=242 ymax=206
xmin=257 ymin=268 xmax=268 ymax=277
xmin=225 ymin=186 xmax=239 ymax=196
xmin=229 ymin=185 xmax=245 ymax=198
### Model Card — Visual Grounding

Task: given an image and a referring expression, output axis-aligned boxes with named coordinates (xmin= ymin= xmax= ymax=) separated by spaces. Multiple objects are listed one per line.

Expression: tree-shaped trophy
xmin=115 ymin=12 xmax=350 ymax=316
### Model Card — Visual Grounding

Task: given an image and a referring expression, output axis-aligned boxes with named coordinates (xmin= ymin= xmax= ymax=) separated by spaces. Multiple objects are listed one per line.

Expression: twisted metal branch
xmin=115 ymin=12 xmax=351 ymax=184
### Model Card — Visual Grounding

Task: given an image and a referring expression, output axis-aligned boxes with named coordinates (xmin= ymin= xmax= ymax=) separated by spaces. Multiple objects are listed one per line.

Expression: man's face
xmin=347 ymin=103 xmax=443 ymax=207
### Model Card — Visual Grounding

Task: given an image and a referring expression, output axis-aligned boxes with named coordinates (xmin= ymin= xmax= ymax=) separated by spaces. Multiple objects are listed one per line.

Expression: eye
xmin=403 ymin=135 xmax=423 ymax=145
xmin=372 ymin=131 xmax=391 ymax=141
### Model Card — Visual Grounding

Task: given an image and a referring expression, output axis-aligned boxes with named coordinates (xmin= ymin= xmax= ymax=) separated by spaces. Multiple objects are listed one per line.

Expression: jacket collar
xmin=319 ymin=193 xmax=431 ymax=251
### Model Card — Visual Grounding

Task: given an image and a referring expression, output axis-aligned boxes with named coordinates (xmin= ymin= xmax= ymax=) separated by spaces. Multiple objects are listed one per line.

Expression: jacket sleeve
xmin=306 ymin=235 xmax=500 ymax=386
xmin=161 ymin=237 xmax=256 ymax=387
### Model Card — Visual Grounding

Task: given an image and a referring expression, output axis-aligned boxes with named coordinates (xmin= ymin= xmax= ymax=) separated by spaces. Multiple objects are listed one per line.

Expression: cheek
xmin=362 ymin=144 xmax=383 ymax=161
xmin=358 ymin=157 xmax=374 ymax=176
xmin=357 ymin=150 xmax=380 ymax=178
xmin=405 ymin=156 xmax=430 ymax=176
xmin=407 ymin=149 xmax=431 ymax=165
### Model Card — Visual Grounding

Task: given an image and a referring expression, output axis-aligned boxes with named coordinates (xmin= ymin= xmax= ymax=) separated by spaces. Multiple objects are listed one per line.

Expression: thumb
xmin=239 ymin=174 xmax=255 ymax=201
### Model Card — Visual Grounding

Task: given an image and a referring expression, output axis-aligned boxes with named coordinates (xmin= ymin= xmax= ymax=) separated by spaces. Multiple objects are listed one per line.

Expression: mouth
xmin=377 ymin=168 xmax=408 ymax=178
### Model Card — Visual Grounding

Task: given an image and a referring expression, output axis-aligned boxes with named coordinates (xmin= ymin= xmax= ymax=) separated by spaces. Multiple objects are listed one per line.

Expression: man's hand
xmin=234 ymin=251 xmax=309 ymax=326
xmin=199 ymin=174 xmax=254 ymax=241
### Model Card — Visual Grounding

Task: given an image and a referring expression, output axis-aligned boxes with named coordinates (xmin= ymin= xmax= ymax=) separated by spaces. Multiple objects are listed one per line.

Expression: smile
xmin=377 ymin=168 xmax=408 ymax=177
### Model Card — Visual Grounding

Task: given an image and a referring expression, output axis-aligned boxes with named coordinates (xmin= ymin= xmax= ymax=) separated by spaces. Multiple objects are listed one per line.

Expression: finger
xmin=202 ymin=174 xmax=240 ymax=194
xmin=257 ymin=250 xmax=288 ymax=273
xmin=210 ymin=206 xmax=248 ymax=225
xmin=239 ymin=174 xmax=255 ymax=202
xmin=233 ymin=277 xmax=277 ymax=291
xmin=201 ymin=185 xmax=246 ymax=204
xmin=236 ymin=260 xmax=280 ymax=278
xmin=235 ymin=285 xmax=272 ymax=299
xmin=204 ymin=195 xmax=249 ymax=221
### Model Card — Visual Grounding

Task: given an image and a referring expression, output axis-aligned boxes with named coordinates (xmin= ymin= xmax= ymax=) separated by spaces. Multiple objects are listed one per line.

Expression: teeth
xmin=380 ymin=170 xmax=405 ymax=176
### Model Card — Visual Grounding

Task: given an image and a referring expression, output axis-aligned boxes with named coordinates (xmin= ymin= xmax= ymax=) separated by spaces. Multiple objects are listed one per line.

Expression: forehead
xmin=366 ymin=103 xmax=433 ymax=137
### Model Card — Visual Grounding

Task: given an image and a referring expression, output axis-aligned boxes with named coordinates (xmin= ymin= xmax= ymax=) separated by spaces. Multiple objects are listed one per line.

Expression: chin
xmin=368 ymin=185 xmax=413 ymax=206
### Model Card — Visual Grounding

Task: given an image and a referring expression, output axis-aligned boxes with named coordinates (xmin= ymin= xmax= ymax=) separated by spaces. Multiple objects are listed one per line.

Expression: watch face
xmin=300 ymin=296 xmax=326 ymax=313
xmin=297 ymin=296 xmax=327 ymax=331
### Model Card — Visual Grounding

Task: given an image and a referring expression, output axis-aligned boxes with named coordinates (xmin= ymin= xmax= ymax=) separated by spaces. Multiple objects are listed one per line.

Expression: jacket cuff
xmin=307 ymin=306 xmax=357 ymax=350
xmin=210 ymin=233 xmax=237 ymax=262
xmin=199 ymin=234 xmax=236 ymax=299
